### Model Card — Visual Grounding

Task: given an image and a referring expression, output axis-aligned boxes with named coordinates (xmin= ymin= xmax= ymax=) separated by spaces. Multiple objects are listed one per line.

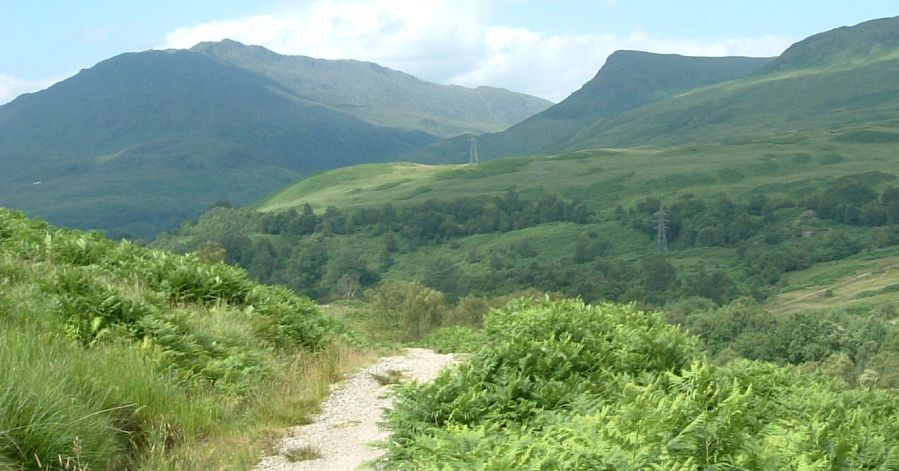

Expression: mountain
xmin=759 ymin=15 xmax=899 ymax=74
xmin=407 ymin=16 xmax=899 ymax=164
xmin=191 ymin=39 xmax=552 ymax=137
xmin=560 ymin=16 xmax=899 ymax=150
xmin=405 ymin=51 xmax=771 ymax=163
xmin=0 ymin=41 xmax=549 ymax=238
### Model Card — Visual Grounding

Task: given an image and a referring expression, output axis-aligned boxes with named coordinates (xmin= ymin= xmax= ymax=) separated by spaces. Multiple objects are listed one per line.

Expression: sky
xmin=1 ymin=1 xmax=897 ymax=104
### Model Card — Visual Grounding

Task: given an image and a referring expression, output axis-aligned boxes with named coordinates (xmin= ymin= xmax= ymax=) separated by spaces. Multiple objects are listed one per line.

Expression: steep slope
xmin=192 ymin=39 xmax=552 ymax=137
xmin=0 ymin=49 xmax=436 ymax=238
xmin=405 ymin=51 xmax=770 ymax=163
xmin=564 ymin=15 xmax=899 ymax=149
xmin=759 ymin=15 xmax=899 ymax=73
xmin=0 ymin=208 xmax=345 ymax=469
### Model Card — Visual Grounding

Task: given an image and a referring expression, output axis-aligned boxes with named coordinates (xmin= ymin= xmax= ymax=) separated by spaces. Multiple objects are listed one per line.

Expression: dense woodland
xmin=159 ymin=172 xmax=899 ymax=306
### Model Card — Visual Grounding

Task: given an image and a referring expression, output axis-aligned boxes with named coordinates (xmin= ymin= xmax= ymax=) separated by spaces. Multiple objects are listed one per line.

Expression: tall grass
xmin=0 ymin=328 xmax=219 ymax=470
xmin=0 ymin=208 xmax=366 ymax=469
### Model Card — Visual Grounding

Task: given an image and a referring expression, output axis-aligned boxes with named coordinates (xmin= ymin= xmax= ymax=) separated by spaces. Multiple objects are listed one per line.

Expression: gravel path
xmin=255 ymin=348 xmax=457 ymax=471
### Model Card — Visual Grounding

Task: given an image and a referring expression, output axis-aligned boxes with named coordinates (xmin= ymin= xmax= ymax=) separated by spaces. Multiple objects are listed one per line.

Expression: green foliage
xmin=366 ymin=282 xmax=447 ymax=341
xmin=378 ymin=299 xmax=899 ymax=469
xmin=417 ymin=325 xmax=487 ymax=353
xmin=0 ymin=208 xmax=337 ymax=469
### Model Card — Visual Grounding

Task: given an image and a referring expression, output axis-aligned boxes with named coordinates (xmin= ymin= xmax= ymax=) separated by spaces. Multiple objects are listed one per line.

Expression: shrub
xmin=378 ymin=299 xmax=899 ymax=469
xmin=417 ymin=326 xmax=487 ymax=353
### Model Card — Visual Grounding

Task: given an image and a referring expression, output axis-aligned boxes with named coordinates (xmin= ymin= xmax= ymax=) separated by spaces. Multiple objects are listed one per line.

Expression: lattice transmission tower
xmin=469 ymin=135 xmax=480 ymax=164
xmin=655 ymin=208 xmax=668 ymax=254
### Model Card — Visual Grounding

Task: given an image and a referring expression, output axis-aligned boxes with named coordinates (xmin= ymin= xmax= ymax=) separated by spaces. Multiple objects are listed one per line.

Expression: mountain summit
xmin=407 ymin=51 xmax=770 ymax=162
xmin=191 ymin=40 xmax=552 ymax=138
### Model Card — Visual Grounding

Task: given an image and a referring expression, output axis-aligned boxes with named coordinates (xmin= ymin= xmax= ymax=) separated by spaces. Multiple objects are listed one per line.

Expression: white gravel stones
xmin=255 ymin=348 xmax=457 ymax=471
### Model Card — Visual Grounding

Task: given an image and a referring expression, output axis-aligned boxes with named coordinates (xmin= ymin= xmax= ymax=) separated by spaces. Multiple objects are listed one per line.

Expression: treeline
xmin=618 ymin=173 xmax=899 ymax=293
xmin=257 ymin=191 xmax=591 ymax=240
xmin=158 ymin=174 xmax=899 ymax=309
xmin=621 ymin=171 xmax=899 ymax=248
xmin=156 ymin=191 xmax=595 ymax=301
xmin=667 ymin=297 xmax=899 ymax=389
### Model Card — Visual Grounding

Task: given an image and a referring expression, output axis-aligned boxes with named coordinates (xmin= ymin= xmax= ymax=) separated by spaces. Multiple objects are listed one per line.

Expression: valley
xmin=2 ymin=10 xmax=899 ymax=471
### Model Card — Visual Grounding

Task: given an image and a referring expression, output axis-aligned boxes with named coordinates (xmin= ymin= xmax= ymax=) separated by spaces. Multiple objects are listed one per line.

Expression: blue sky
xmin=1 ymin=1 xmax=897 ymax=103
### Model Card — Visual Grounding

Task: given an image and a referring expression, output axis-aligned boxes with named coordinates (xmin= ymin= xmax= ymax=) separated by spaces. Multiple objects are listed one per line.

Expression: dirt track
xmin=255 ymin=348 xmax=457 ymax=471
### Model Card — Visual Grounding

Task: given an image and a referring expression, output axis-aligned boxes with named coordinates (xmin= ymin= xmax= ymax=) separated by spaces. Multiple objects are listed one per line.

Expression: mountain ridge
xmin=402 ymin=51 xmax=772 ymax=163
xmin=402 ymin=15 xmax=899 ymax=164
xmin=190 ymin=39 xmax=553 ymax=137
xmin=0 ymin=41 xmax=550 ymax=238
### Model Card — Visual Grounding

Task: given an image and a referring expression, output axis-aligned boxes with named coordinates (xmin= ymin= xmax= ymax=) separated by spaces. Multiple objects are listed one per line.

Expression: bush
xmin=378 ymin=299 xmax=899 ymax=469
xmin=367 ymin=282 xmax=447 ymax=341
xmin=417 ymin=326 xmax=487 ymax=353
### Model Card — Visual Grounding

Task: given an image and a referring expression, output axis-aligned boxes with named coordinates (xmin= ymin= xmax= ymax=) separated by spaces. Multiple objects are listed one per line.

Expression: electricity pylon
xmin=469 ymin=135 xmax=479 ymax=164
xmin=655 ymin=208 xmax=668 ymax=254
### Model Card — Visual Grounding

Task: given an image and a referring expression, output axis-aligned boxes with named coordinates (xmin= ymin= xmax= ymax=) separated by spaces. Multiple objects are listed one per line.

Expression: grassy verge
xmin=0 ymin=208 xmax=372 ymax=470
xmin=137 ymin=342 xmax=372 ymax=470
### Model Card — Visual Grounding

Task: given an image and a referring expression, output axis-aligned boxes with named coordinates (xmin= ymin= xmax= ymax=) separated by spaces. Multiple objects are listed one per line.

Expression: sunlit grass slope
xmin=766 ymin=246 xmax=899 ymax=315
xmin=261 ymin=127 xmax=899 ymax=215
xmin=0 ymin=208 xmax=366 ymax=470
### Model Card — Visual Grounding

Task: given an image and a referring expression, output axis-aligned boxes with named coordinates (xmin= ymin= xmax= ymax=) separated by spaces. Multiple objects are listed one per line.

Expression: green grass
xmin=0 ymin=208 xmax=372 ymax=470
xmin=766 ymin=251 xmax=899 ymax=315
xmin=260 ymin=163 xmax=460 ymax=213
xmin=261 ymin=130 xmax=899 ymax=216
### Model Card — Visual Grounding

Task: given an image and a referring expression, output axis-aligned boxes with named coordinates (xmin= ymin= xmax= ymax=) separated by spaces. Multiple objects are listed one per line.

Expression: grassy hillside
xmin=567 ymin=53 xmax=899 ymax=149
xmin=403 ymin=52 xmax=770 ymax=163
xmin=0 ymin=49 xmax=437 ymax=238
xmin=403 ymin=15 xmax=899 ymax=164
xmin=162 ymin=125 xmax=899 ymax=320
xmin=193 ymin=39 xmax=552 ymax=137
xmin=262 ymin=126 xmax=899 ymax=214
xmin=0 ymin=208 xmax=368 ymax=470
xmin=562 ymin=16 xmax=899 ymax=149
xmin=759 ymin=15 xmax=899 ymax=73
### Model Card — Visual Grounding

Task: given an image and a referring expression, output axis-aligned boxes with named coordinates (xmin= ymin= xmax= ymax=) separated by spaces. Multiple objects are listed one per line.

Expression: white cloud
xmin=0 ymin=75 xmax=57 ymax=105
xmin=163 ymin=0 xmax=793 ymax=102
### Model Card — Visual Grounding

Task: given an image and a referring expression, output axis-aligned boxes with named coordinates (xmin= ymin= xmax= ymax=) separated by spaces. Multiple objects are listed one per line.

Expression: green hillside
xmin=0 ymin=208 xmax=367 ymax=469
xmin=567 ymin=52 xmax=899 ymax=150
xmin=404 ymin=15 xmax=899 ymax=164
xmin=0 ymin=41 xmax=550 ymax=239
xmin=163 ymin=125 xmax=899 ymax=324
xmin=193 ymin=39 xmax=552 ymax=137
xmin=759 ymin=15 xmax=899 ymax=73
xmin=563 ymin=15 xmax=899 ymax=149
xmin=404 ymin=51 xmax=770 ymax=163
xmin=0 ymin=49 xmax=437 ymax=239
